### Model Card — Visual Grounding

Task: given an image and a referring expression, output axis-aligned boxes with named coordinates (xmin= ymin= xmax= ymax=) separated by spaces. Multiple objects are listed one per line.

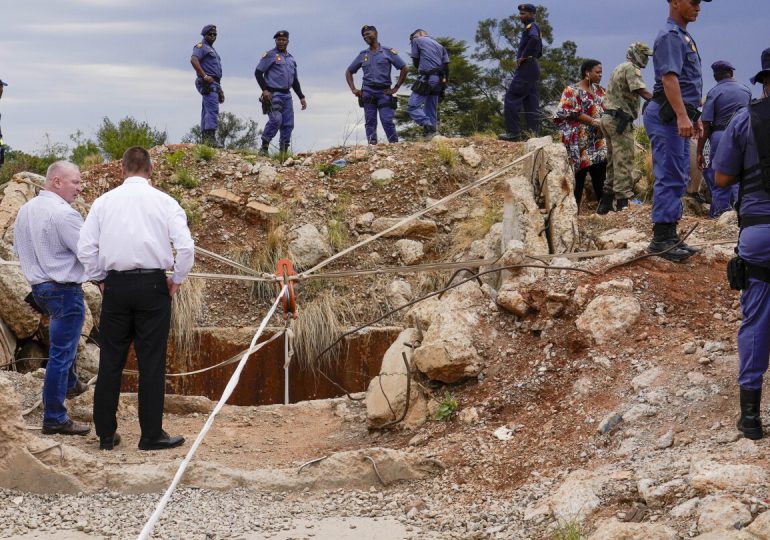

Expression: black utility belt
xmin=652 ymin=93 xmax=701 ymax=124
xmin=727 ymin=256 xmax=770 ymax=290
xmin=363 ymin=84 xmax=390 ymax=90
xmin=107 ymin=268 xmax=165 ymax=276
xmin=200 ymin=76 xmax=221 ymax=83
xmin=418 ymin=69 xmax=443 ymax=77
xmin=267 ymin=87 xmax=290 ymax=93
xmin=38 ymin=281 xmax=81 ymax=287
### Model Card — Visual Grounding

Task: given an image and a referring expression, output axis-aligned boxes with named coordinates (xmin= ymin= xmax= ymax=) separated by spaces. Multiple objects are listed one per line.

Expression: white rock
xmin=697 ymin=493 xmax=752 ymax=533
xmin=588 ymin=519 xmax=678 ymax=540
xmin=385 ymin=279 xmax=412 ymax=308
xmin=395 ymin=239 xmax=424 ymax=265
xmin=458 ymin=146 xmax=481 ymax=168
xmin=257 ymin=165 xmax=278 ymax=186
xmin=576 ymin=295 xmax=641 ymax=345
xmin=549 ymin=469 xmax=604 ymax=523
xmin=493 ymin=426 xmax=513 ymax=441
xmin=690 ymin=459 xmax=767 ymax=492
xmin=595 ymin=278 xmax=634 ymax=292
xmin=632 ymin=368 xmax=662 ymax=391
xmin=458 ymin=407 xmax=479 ymax=424
xmin=371 ymin=169 xmax=395 ymax=183
xmin=596 ymin=228 xmax=646 ymax=250
xmin=496 ymin=286 xmax=530 ymax=317
xmin=288 ymin=224 xmax=332 ymax=268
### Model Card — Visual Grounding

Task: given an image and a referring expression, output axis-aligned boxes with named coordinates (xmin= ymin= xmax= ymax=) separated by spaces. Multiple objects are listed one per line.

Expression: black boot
xmin=737 ymin=387 xmax=763 ymax=440
xmin=258 ymin=139 xmax=269 ymax=157
xmin=423 ymin=124 xmax=436 ymax=140
xmin=647 ymin=223 xmax=693 ymax=262
xmin=202 ymin=129 xmax=216 ymax=147
xmin=278 ymin=142 xmax=290 ymax=161
xmin=615 ymin=198 xmax=629 ymax=211
xmin=497 ymin=132 xmax=519 ymax=142
xmin=596 ymin=192 xmax=614 ymax=215
xmin=673 ymin=226 xmax=700 ymax=255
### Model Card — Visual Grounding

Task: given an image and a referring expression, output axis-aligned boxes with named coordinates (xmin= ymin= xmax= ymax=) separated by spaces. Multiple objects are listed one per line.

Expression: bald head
xmin=45 ymin=161 xmax=82 ymax=204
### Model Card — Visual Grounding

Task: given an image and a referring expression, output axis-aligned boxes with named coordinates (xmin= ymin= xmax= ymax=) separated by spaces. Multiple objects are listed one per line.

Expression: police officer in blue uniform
xmin=346 ymin=25 xmax=408 ymax=145
xmin=190 ymin=25 xmax=224 ymax=147
xmin=499 ymin=4 xmax=543 ymax=142
xmin=0 ymin=78 xmax=7 ymax=168
xmin=713 ymin=48 xmax=770 ymax=440
xmin=643 ymin=0 xmax=711 ymax=262
xmin=407 ymin=29 xmax=449 ymax=140
xmin=697 ymin=61 xmax=752 ymax=217
xmin=255 ymin=30 xmax=307 ymax=157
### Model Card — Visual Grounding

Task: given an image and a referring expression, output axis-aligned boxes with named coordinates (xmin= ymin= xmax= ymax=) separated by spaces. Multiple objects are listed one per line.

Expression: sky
xmin=1 ymin=0 xmax=767 ymax=155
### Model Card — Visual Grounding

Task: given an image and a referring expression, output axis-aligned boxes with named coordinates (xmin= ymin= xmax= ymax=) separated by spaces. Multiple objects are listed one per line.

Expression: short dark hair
xmin=580 ymin=59 xmax=602 ymax=79
xmin=714 ymin=70 xmax=733 ymax=81
xmin=122 ymin=146 xmax=152 ymax=175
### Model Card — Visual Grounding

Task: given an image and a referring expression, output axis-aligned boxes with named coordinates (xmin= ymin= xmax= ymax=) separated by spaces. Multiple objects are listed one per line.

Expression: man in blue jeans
xmin=14 ymin=161 xmax=92 ymax=436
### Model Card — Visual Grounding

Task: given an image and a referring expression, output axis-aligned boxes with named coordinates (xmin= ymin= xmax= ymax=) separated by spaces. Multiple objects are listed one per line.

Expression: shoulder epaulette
xmin=196 ymin=42 xmax=203 ymax=49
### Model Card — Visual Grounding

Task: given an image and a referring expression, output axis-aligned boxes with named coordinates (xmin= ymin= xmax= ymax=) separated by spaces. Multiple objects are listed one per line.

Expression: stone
xmin=405 ymin=296 xmax=441 ymax=331
xmin=76 ymin=343 xmax=100 ymax=377
xmin=395 ymin=239 xmax=424 ymax=265
xmin=495 ymin=285 xmax=531 ymax=317
xmin=632 ymin=368 xmax=662 ymax=391
xmin=746 ymin=511 xmax=770 ymax=538
xmin=638 ymin=478 xmax=686 ymax=507
xmin=458 ymin=407 xmax=479 ymax=424
xmin=0 ymin=177 xmax=39 ymax=259
xmin=365 ymin=328 xmax=428 ymax=429
xmin=257 ymin=165 xmax=278 ymax=186
xmin=597 ymin=412 xmax=623 ymax=434
xmin=345 ymin=146 xmax=369 ymax=162
xmin=0 ymin=264 xmax=41 ymax=339
xmin=82 ymin=282 xmax=102 ymax=331
xmin=548 ymin=469 xmax=604 ymax=523
xmin=371 ymin=217 xmax=438 ymax=238
xmin=371 ymin=169 xmax=395 ymax=184
xmin=354 ymin=212 xmax=375 ymax=230
xmin=0 ymin=319 xmax=16 ymax=368
xmin=588 ymin=519 xmax=678 ymax=540
xmin=288 ymin=224 xmax=332 ymax=269
xmin=670 ymin=497 xmax=700 ymax=518
xmin=458 ymin=146 xmax=481 ymax=168
xmin=697 ymin=493 xmax=752 ymax=533
xmin=596 ymin=278 xmax=634 ymax=293
xmin=413 ymin=282 xmax=484 ymax=383
xmin=690 ymin=458 xmax=767 ymax=492
xmin=246 ymin=201 xmax=280 ymax=220
xmin=576 ymin=295 xmax=641 ymax=345
xmin=385 ymin=279 xmax=412 ymax=308
xmin=717 ymin=210 xmax=738 ymax=227
xmin=501 ymin=176 xmax=549 ymax=258
xmin=656 ymin=430 xmax=674 ymax=449
xmin=208 ymin=188 xmax=241 ymax=205
xmin=596 ymin=228 xmax=647 ymax=250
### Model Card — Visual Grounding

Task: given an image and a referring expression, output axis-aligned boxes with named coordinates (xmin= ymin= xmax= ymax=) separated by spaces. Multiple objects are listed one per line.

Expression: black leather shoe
xmin=138 ymin=430 xmax=185 ymax=451
xmin=41 ymin=419 xmax=91 ymax=436
xmin=66 ymin=379 xmax=89 ymax=399
xmin=497 ymin=132 xmax=519 ymax=142
xmin=596 ymin=192 xmax=614 ymax=215
xmin=99 ymin=433 xmax=121 ymax=450
xmin=615 ymin=198 xmax=629 ymax=211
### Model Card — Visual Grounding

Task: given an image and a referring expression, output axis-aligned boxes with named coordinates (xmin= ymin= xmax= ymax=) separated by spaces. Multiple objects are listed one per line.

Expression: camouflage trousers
xmin=600 ymin=114 xmax=636 ymax=199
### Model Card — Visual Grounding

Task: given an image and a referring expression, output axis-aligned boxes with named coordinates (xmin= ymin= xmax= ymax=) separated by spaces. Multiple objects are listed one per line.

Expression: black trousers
xmin=574 ymin=161 xmax=607 ymax=208
xmin=93 ymin=272 xmax=171 ymax=439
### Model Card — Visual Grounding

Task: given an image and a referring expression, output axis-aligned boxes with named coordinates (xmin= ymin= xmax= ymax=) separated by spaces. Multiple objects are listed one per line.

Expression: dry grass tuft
xmin=450 ymin=196 xmax=503 ymax=256
xmin=232 ymin=227 xmax=286 ymax=302
xmin=292 ymin=292 xmax=350 ymax=374
xmin=170 ymin=276 xmax=205 ymax=359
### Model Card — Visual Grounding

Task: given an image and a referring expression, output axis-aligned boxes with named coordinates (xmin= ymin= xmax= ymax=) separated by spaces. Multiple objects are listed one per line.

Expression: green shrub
xmin=317 ymin=163 xmax=341 ymax=177
xmin=436 ymin=392 xmax=458 ymax=421
xmin=327 ymin=219 xmax=350 ymax=251
xmin=96 ymin=116 xmax=167 ymax=160
xmin=69 ymin=130 xmax=102 ymax=166
xmin=165 ymin=150 xmax=186 ymax=169
xmin=0 ymin=149 xmax=63 ymax=185
xmin=172 ymin=168 xmax=200 ymax=189
xmin=194 ymin=144 xmax=217 ymax=162
xmin=435 ymin=141 xmax=456 ymax=169
xmin=182 ymin=201 xmax=202 ymax=228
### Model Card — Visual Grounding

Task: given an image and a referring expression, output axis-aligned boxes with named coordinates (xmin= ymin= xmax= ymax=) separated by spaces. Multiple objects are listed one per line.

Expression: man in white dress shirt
xmin=14 ymin=161 xmax=91 ymax=436
xmin=78 ymin=147 xmax=194 ymax=451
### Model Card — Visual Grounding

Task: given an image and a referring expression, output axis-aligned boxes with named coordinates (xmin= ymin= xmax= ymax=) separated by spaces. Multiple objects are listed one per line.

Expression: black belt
xmin=200 ymin=76 xmax=221 ymax=83
xmin=419 ymin=69 xmax=443 ymax=76
xmin=711 ymin=123 xmax=728 ymax=132
xmin=267 ymin=87 xmax=290 ymax=93
xmin=108 ymin=268 xmax=165 ymax=276
xmin=39 ymin=281 xmax=81 ymax=287
xmin=363 ymin=83 xmax=390 ymax=90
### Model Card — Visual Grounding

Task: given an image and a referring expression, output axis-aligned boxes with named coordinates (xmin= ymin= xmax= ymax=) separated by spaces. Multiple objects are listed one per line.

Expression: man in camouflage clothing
xmin=598 ymin=42 xmax=654 ymax=213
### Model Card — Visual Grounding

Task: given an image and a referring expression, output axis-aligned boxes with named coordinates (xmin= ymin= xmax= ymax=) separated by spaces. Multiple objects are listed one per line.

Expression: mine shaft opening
xmin=120 ymin=327 xmax=401 ymax=406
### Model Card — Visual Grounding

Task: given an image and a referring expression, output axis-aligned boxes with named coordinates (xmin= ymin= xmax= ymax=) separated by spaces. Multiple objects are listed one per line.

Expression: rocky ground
xmin=1 ymin=135 xmax=766 ymax=540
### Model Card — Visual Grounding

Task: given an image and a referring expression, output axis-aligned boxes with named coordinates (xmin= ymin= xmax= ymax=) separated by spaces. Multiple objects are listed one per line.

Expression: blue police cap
xmin=711 ymin=60 xmax=735 ymax=73
xmin=750 ymin=48 xmax=770 ymax=85
xmin=361 ymin=25 xmax=377 ymax=36
xmin=518 ymin=3 xmax=536 ymax=12
xmin=201 ymin=24 xmax=216 ymax=36
xmin=273 ymin=30 xmax=289 ymax=39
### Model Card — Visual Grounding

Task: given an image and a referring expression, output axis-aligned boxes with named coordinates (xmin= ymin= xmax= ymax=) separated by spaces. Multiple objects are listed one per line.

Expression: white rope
xmin=137 ymin=285 xmax=287 ymax=540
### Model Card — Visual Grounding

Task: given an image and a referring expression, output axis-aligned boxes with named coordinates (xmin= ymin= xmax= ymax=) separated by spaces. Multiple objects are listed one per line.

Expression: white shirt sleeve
xmin=77 ymin=200 xmax=106 ymax=281
xmin=167 ymin=200 xmax=195 ymax=284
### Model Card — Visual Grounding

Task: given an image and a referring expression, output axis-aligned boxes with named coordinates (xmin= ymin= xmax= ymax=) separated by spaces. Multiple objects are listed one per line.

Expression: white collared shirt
xmin=14 ymin=190 xmax=88 ymax=285
xmin=77 ymin=176 xmax=194 ymax=283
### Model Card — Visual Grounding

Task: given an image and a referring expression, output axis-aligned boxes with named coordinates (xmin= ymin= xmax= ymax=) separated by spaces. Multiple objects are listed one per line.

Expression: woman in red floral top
xmin=554 ymin=59 xmax=608 ymax=211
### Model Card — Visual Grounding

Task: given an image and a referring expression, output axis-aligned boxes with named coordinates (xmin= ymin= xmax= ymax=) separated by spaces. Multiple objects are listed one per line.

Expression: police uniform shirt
xmin=256 ymin=48 xmax=298 ymax=90
xmin=518 ymin=21 xmax=542 ymax=60
xmin=410 ymin=36 xmax=449 ymax=73
xmin=652 ymin=17 xmax=703 ymax=108
xmin=348 ymin=45 xmax=406 ymax=88
xmin=702 ymin=79 xmax=752 ymax=127
xmin=604 ymin=62 xmax=648 ymax=119
xmin=192 ymin=41 xmax=222 ymax=79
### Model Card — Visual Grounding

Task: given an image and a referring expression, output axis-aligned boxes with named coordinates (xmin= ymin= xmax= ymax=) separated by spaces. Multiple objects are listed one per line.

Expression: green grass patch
xmin=172 ymin=168 xmax=200 ymax=189
xmin=435 ymin=141 xmax=456 ymax=169
xmin=551 ymin=519 xmax=588 ymax=540
xmin=165 ymin=149 xmax=186 ymax=169
xmin=327 ymin=219 xmax=350 ymax=252
xmin=194 ymin=144 xmax=217 ymax=162
xmin=317 ymin=163 xmax=341 ymax=177
xmin=435 ymin=392 xmax=458 ymax=421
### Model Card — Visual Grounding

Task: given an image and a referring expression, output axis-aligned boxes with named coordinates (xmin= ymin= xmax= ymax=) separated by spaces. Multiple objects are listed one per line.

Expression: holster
xmin=607 ymin=109 xmax=633 ymax=135
xmin=201 ymin=82 xmax=213 ymax=95
xmin=411 ymin=78 xmax=430 ymax=96
xmin=260 ymin=97 xmax=273 ymax=114
xmin=24 ymin=292 xmax=45 ymax=314
xmin=358 ymin=95 xmax=377 ymax=107
xmin=654 ymin=93 xmax=701 ymax=125
xmin=727 ymin=256 xmax=749 ymax=290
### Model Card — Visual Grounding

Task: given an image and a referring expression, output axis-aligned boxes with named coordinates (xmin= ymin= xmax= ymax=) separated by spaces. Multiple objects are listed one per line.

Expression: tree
xmin=69 ymin=130 xmax=102 ymax=166
xmin=473 ymin=6 xmax=586 ymax=129
xmin=395 ymin=37 xmax=503 ymax=139
xmin=96 ymin=116 xmax=167 ymax=160
xmin=182 ymin=112 xmax=260 ymax=150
